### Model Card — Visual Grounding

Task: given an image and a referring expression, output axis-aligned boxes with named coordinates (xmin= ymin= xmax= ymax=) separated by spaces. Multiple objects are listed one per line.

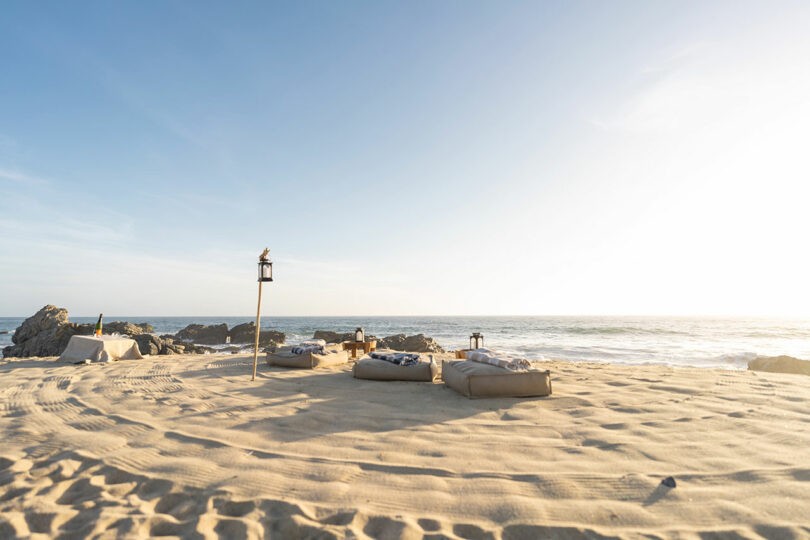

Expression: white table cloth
xmin=58 ymin=335 xmax=143 ymax=364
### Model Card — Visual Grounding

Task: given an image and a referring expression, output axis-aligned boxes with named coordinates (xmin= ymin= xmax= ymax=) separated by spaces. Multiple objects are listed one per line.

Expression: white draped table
xmin=58 ymin=335 xmax=143 ymax=364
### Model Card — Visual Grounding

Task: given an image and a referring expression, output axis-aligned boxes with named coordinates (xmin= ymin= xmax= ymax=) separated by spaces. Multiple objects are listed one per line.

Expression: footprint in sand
xmin=454 ymin=522 xmax=496 ymax=539
xmin=217 ymin=499 xmax=256 ymax=518
xmin=418 ymin=518 xmax=441 ymax=531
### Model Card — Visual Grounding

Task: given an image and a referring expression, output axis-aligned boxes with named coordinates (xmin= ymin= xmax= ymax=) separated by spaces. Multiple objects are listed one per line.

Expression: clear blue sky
xmin=2 ymin=1 xmax=809 ymax=316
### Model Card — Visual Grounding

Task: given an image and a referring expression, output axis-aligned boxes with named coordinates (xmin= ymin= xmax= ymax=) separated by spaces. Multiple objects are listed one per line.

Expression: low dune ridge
xmin=748 ymin=355 xmax=810 ymax=376
xmin=1 ymin=353 xmax=809 ymax=539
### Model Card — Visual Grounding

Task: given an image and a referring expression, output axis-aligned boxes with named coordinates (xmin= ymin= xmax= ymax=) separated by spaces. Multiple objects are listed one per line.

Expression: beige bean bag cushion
xmin=442 ymin=360 xmax=552 ymax=398
xmin=352 ymin=357 xmax=438 ymax=382
xmin=266 ymin=346 xmax=349 ymax=369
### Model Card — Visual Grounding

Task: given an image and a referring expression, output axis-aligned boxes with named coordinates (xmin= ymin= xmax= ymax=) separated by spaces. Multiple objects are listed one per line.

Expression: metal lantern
xmin=258 ymin=258 xmax=273 ymax=282
xmin=469 ymin=332 xmax=484 ymax=349
xmin=355 ymin=327 xmax=365 ymax=342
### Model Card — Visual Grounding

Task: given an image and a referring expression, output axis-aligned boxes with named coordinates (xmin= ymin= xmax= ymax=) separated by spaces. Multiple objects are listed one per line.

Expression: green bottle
xmin=95 ymin=314 xmax=103 ymax=337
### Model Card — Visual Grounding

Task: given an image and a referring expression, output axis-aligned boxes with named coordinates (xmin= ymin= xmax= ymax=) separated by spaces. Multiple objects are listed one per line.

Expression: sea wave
xmin=555 ymin=326 xmax=690 ymax=336
xmin=708 ymin=352 xmax=758 ymax=367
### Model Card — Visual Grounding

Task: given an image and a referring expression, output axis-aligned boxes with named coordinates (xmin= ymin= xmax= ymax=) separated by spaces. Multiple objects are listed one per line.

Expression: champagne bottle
xmin=95 ymin=314 xmax=103 ymax=337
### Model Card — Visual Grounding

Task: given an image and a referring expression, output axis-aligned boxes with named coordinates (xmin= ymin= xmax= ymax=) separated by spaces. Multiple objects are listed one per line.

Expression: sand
xmin=0 ymin=352 xmax=808 ymax=539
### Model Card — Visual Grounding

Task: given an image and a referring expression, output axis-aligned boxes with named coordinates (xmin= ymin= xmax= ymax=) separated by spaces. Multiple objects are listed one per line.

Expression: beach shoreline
xmin=1 ymin=352 xmax=808 ymax=538
xmin=4 ymin=314 xmax=810 ymax=370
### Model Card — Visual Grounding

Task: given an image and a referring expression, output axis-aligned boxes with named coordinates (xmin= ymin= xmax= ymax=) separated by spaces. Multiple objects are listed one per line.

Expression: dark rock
xmin=171 ymin=339 xmax=214 ymax=355
xmin=402 ymin=334 xmax=444 ymax=353
xmin=3 ymin=305 xmax=71 ymax=357
xmin=152 ymin=336 xmax=213 ymax=355
xmin=158 ymin=337 xmax=182 ymax=355
xmin=378 ymin=333 xmax=445 ymax=353
xmin=116 ymin=333 xmax=215 ymax=357
xmin=257 ymin=329 xmax=285 ymax=346
xmin=1 ymin=305 xmax=160 ymax=359
xmin=228 ymin=323 xmax=252 ymax=343
xmin=11 ymin=305 xmax=69 ymax=344
xmin=313 ymin=330 xmax=352 ymax=343
xmin=132 ymin=334 xmax=162 ymax=356
xmin=0 ymin=305 xmax=227 ymax=359
xmin=104 ymin=321 xmax=154 ymax=336
xmin=661 ymin=476 xmax=676 ymax=488
xmin=313 ymin=330 xmax=378 ymax=344
xmin=53 ymin=323 xmax=94 ymax=353
xmin=175 ymin=323 xmax=229 ymax=345
xmin=229 ymin=322 xmax=285 ymax=345
xmin=378 ymin=333 xmax=406 ymax=350
xmin=311 ymin=330 xmax=444 ymax=351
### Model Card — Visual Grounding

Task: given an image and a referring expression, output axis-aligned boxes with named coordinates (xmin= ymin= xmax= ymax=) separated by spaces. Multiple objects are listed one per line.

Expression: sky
xmin=1 ymin=1 xmax=809 ymax=317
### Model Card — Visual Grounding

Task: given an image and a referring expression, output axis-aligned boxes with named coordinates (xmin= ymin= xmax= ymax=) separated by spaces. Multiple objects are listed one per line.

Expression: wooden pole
xmin=252 ymin=280 xmax=263 ymax=381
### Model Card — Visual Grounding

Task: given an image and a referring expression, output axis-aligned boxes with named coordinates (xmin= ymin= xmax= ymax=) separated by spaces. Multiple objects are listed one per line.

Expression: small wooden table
xmin=342 ymin=340 xmax=377 ymax=359
xmin=455 ymin=349 xmax=472 ymax=359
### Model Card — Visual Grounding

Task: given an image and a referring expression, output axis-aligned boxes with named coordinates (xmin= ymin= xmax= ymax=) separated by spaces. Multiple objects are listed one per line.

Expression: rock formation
xmin=131 ymin=334 xmax=163 ymax=356
xmin=130 ymin=335 xmax=214 ymax=356
xmin=3 ymin=308 xmax=445 ymax=359
xmin=174 ymin=322 xmax=285 ymax=347
xmin=311 ymin=330 xmax=445 ymax=353
xmin=2 ymin=306 xmax=205 ymax=359
xmin=104 ymin=321 xmax=154 ymax=336
xmin=378 ymin=333 xmax=445 ymax=353
xmin=313 ymin=331 xmax=357 ymax=343
xmin=175 ymin=323 xmax=229 ymax=345
xmin=228 ymin=322 xmax=285 ymax=346
xmin=2 ymin=305 xmax=71 ymax=357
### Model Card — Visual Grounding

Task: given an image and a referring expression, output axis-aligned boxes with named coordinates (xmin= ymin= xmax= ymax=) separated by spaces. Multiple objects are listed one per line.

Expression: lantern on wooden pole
xmin=252 ymin=248 xmax=273 ymax=381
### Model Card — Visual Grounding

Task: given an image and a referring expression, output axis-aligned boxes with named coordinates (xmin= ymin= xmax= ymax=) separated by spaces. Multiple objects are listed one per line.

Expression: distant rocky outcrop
xmin=313 ymin=331 xmax=359 ymax=343
xmin=175 ymin=323 xmax=229 ymax=345
xmin=378 ymin=333 xmax=445 ymax=353
xmin=174 ymin=322 xmax=285 ymax=347
xmin=229 ymin=322 xmax=285 ymax=347
xmin=2 ymin=305 xmax=195 ymax=359
xmin=131 ymin=334 xmax=163 ymax=356
xmin=0 ymin=306 xmax=131 ymax=357
xmin=2 ymin=305 xmax=71 ymax=357
xmin=104 ymin=321 xmax=154 ymax=336
xmin=131 ymin=335 xmax=214 ymax=356
xmin=311 ymin=330 xmax=444 ymax=353
xmin=748 ymin=355 xmax=810 ymax=376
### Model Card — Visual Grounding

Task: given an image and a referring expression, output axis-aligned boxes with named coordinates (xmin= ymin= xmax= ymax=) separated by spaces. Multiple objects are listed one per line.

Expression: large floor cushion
xmin=442 ymin=360 xmax=552 ymax=398
xmin=266 ymin=347 xmax=349 ymax=369
xmin=352 ymin=357 xmax=438 ymax=382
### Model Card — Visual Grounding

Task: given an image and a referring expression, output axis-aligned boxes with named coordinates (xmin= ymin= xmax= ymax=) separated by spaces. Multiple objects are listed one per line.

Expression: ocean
xmin=2 ymin=315 xmax=809 ymax=368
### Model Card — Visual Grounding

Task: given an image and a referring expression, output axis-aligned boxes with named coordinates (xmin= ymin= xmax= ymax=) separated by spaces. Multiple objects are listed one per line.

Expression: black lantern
xmin=252 ymin=248 xmax=273 ymax=381
xmin=469 ymin=332 xmax=484 ymax=349
xmin=258 ymin=258 xmax=273 ymax=282
xmin=355 ymin=327 xmax=365 ymax=342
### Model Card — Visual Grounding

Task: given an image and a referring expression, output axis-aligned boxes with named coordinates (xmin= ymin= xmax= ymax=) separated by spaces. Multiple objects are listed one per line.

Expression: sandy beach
xmin=0 ymin=353 xmax=807 ymax=539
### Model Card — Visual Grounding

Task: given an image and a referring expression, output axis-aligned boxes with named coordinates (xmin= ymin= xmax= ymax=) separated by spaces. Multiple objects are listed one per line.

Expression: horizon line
xmin=2 ymin=313 xmax=809 ymax=319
